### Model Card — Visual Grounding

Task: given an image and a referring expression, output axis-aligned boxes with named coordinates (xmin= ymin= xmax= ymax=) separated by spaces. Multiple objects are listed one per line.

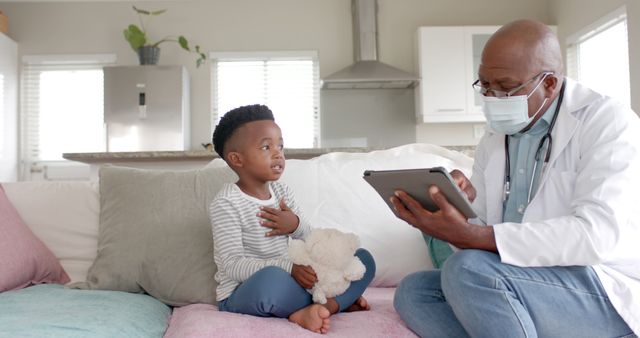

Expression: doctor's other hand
xmin=450 ymin=169 xmax=476 ymax=202
xmin=390 ymin=186 xmax=473 ymax=247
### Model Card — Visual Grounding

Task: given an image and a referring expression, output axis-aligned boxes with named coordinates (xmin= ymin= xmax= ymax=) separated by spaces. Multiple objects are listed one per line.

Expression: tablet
xmin=363 ymin=167 xmax=477 ymax=219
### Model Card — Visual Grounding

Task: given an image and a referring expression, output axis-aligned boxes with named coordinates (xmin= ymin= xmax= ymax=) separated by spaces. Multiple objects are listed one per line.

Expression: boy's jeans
xmin=394 ymin=249 xmax=636 ymax=338
xmin=219 ymin=248 xmax=375 ymax=317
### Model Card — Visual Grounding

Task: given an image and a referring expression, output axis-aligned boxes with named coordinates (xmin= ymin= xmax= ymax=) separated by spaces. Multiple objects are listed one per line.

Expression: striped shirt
xmin=210 ymin=181 xmax=311 ymax=301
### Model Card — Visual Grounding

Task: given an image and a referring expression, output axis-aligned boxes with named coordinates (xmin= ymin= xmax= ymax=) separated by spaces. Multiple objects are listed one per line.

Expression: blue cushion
xmin=0 ymin=284 xmax=171 ymax=338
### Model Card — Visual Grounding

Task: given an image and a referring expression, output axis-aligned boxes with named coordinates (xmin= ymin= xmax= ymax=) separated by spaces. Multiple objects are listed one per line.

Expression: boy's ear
xmin=226 ymin=152 xmax=243 ymax=168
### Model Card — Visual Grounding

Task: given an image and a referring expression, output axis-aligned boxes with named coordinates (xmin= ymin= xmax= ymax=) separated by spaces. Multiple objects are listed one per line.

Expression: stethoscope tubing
xmin=503 ymin=80 xmax=567 ymax=204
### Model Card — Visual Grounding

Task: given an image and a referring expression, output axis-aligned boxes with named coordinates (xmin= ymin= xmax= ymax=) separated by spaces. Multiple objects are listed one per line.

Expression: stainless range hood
xmin=322 ymin=0 xmax=418 ymax=89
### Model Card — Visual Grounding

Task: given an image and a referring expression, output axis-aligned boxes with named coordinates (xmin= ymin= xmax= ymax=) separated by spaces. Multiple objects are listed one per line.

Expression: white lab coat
xmin=470 ymin=78 xmax=640 ymax=334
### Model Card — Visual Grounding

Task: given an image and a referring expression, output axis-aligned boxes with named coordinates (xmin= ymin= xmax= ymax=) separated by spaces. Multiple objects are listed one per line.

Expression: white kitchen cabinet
xmin=0 ymin=32 xmax=18 ymax=182
xmin=415 ymin=26 xmax=499 ymax=123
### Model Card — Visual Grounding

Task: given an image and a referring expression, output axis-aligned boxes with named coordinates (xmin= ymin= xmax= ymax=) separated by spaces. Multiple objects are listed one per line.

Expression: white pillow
xmin=281 ymin=143 xmax=474 ymax=287
xmin=3 ymin=181 xmax=100 ymax=284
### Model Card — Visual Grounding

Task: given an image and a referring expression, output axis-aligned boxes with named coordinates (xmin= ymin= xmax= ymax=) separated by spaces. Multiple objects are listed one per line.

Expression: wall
xmin=0 ymin=0 xmax=551 ymax=149
xmin=549 ymin=0 xmax=640 ymax=115
xmin=0 ymin=0 xmax=353 ymax=150
xmin=0 ymin=32 xmax=18 ymax=181
xmin=379 ymin=0 xmax=550 ymax=145
xmin=321 ymin=89 xmax=415 ymax=148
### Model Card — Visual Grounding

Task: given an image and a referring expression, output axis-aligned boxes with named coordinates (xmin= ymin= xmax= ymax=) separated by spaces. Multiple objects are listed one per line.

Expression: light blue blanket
xmin=0 ymin=284 xmax=171 ymax=338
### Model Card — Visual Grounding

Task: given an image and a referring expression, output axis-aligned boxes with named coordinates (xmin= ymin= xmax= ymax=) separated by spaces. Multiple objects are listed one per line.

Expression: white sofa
xmin=0 ymin=143 xmax=473 ymax=337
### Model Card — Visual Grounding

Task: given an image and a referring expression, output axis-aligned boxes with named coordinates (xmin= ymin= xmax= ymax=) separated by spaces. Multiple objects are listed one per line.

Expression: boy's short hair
xmin=212 ymin=104 xmax=275 ymax=157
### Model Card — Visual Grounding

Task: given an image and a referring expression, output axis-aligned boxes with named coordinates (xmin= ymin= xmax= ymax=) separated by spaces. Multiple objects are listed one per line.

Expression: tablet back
xmin=363 ymin=167 xmax=477 ymax=219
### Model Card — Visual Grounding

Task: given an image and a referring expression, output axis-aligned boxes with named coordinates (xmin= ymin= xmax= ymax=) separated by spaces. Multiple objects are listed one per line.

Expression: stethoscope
xmin=503 ymin=80 xmax=566 ymax=204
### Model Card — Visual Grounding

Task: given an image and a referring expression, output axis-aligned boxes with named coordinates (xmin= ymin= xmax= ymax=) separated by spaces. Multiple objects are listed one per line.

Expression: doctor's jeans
xmin=394 ymin=249 xmax=636 ymax=338
xmin=219 ymin=248 xmax=376 ymax=317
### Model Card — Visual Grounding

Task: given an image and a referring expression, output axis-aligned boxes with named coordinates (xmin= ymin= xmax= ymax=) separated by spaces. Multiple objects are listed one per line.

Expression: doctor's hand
xmin=391 ymin=186 xmax=496 ymax=251
xmin=450 ymin=169 xmax=476 ymax=202
xmin=259 ymin=199 xmax=300 ymax=236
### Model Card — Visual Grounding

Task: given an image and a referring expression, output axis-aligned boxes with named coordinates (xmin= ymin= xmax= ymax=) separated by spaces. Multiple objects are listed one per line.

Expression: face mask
xmin=481 ymin=77 xmax=549 ymax=135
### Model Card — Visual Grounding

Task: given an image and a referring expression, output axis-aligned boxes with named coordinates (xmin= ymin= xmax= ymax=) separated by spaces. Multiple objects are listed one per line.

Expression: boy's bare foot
xmin=289 ymin=304 xmax=331 ymax=334
xmin=345 ymin=296 xmax=371 ymax=312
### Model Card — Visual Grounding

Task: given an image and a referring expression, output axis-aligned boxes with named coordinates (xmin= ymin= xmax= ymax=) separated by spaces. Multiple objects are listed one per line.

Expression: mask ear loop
xmin=526 ymin=72 xmax=552 ymax=99
xmin=526 ymin=72 xmax=552 ymax=119
xmin=530 ymin=97 xmax=549 ymax=119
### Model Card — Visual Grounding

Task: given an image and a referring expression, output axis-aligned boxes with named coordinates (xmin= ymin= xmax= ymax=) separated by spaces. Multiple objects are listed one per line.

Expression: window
xmin=21 ymin=54 xmax=116 ymax=162
xmin=567 ymin=6 xmax=630 ymax=106
xmin=210 ymin=51 xmax=320 ymax=148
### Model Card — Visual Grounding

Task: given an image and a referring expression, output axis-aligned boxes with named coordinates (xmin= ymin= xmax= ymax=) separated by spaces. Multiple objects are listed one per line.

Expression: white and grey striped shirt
xmin=210 ymin=181 xmax=311 ymax=301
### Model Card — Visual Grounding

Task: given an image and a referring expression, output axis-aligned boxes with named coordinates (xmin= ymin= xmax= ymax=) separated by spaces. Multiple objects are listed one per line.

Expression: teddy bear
xmin=288 ymin=228 xmax=366 ymax=304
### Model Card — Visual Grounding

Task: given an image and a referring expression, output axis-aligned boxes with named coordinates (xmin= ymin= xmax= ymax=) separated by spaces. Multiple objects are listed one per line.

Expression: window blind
xmin=211 ymin=52 xmax=320 ymax=148
xmin=21 ymin=54 xmax=115 ymax=162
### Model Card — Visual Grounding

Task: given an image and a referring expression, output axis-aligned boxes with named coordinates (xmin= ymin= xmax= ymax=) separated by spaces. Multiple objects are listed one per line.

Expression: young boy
xmin=210 ymin=104 xmax=375 ymax=334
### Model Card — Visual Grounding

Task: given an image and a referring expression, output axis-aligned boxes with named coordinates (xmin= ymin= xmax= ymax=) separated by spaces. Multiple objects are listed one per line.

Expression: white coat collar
xmin=479 ymin=78 xmax=599 ymax=223
xmin=536 ymin=78 xmax=603 ymax=189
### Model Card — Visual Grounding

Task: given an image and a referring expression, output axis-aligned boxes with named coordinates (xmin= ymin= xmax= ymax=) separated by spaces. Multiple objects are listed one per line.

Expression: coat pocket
xmin=534 ymin=169 xmax=576 ymax=218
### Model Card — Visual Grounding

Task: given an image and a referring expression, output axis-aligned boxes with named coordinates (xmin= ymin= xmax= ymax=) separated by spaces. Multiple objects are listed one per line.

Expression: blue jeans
xmin=394 ymin=249 xmax=635 ymax=338
xmin=219 ymin=248 xmax=376 ymax=317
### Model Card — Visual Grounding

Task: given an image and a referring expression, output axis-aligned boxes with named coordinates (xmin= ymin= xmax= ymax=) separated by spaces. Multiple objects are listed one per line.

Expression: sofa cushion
xmin=0 ymin=284 xmax=170 ymax=338
xmin=208 ymin=144 xmax=474 ymax=287
xmin=0 ymin=185 xmax=70 ymax=292
xmin=72 ymin=165 xmax=237 ymax=306
xmin=2 ymin=181 xmax=100 ymax=284
xmin=278 ymin=143 xmax=474 ymax=287
xmin=165 ymin=287 xmax=417 ymax=338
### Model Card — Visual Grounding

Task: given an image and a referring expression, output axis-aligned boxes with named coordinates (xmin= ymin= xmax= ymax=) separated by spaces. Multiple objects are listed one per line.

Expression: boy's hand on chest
xmin=258 ymin=199 xmax=300 ymax=237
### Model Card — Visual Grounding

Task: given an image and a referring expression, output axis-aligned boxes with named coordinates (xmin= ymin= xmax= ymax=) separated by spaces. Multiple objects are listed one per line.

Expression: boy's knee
xmin=251 ymin=266 xmax=292 ymax=296
xmin=355 ymin=248 xmax=376 ymax=280
xmin=252 ymin=266 xmax=298 ymax=308
xmin=255 ymin=266 xmax=289 ymax=279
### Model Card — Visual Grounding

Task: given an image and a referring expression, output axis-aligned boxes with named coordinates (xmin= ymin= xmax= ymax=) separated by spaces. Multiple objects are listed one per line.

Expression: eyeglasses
xmin=472 ymin=71 xmax=554 ymax=98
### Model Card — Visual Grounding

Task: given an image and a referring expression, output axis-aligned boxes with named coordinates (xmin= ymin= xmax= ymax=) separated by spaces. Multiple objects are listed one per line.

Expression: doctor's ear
xmin=543 ymin=75 xmax=559 ymax=96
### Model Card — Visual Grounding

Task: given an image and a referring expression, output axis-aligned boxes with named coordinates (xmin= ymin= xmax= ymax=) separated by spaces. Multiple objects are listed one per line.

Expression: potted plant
xmin=123 ymin=6 xmax=206 ymax=67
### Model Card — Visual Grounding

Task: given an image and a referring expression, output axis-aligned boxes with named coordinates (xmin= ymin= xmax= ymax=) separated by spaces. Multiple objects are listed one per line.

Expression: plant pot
xmin=137 ymin=46 xmax=160 ymax=65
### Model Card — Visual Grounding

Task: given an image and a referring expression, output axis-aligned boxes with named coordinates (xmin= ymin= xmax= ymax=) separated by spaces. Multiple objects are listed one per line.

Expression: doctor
xmin=392 ymin=19 xmax=640 ymax=337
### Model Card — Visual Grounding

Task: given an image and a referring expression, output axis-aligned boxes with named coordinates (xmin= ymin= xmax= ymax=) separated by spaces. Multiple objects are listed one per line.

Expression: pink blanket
xmin=164 ymin=287 xmax=417 ymax=337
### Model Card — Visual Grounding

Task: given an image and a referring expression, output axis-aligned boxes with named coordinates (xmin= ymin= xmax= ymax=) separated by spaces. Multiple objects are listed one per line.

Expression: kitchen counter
xmin=62 ymin=145 xmax=476 ymax=180
xmin=63 ymin=145 xmax=476 ymax=164
xmin=62 ymin=147 xmax=375 ymax=164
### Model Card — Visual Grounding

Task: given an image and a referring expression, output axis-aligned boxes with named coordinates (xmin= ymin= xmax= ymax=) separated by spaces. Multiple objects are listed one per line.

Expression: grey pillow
xmin=71 ymin=165 xmax=237 ymax=306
